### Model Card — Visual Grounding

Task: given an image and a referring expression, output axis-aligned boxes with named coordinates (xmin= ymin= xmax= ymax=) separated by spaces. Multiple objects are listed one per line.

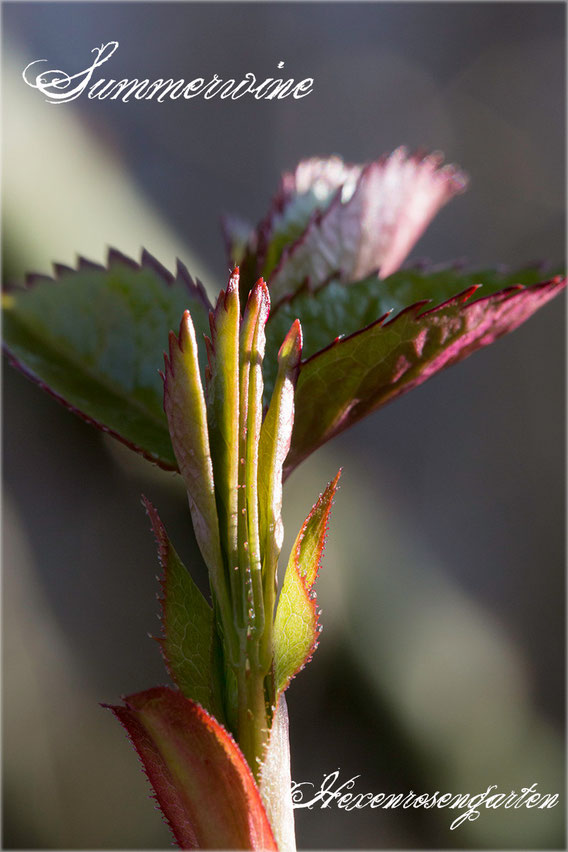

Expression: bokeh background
xmin=2 ymin=2 xmax=565 ymax=849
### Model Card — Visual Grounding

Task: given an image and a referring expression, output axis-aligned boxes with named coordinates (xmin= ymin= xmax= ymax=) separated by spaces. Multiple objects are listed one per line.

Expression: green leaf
xmin=162 ymin=309 xmax=229 ymax=622
xmin=275 ymin=269 xmax=565 ymax=476
xmin=142 ymin=497 xmax=217 ymax=715
xmin=238 ymin=280 xmax=270 ymax=648
xmin=273 ymin=471 xmax=341 ymax=697
xmin=258 ymin=319 xmax=302 ymax=673
xmin=205 ymin=271 xmax=241 ymax=587
xmin=266 ymin=263 xmax=554 ymax=375
xmin=2 ymin=250 xmax=211 ymax=470
xmin=107 ymin=687 xmax=277 ymax=850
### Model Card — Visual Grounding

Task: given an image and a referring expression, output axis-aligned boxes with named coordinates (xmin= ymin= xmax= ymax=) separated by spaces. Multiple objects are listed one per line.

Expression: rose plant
xmin=3 ymin=148 xmax=565 ymax=849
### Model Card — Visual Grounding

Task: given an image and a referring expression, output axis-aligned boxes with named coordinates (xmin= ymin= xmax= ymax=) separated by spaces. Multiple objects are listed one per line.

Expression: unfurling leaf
xmin=258 ymin=319 xmax=302 ymax=672
xmin=107 ymin=687 xmax=277 ymax=851
xmin=162 ymin=310 xmax=227 ymax=612
xmin=273 ymin=471 xmax=341 ymax=697
xmin=2 ymin=249 xmax=210 ymax=469
xmin=205 ymin=271 xmax=241 ymax=617
xmin=238 ymin=278 xmax=270 ymax=645
xmin=142 ymin=497 xmax=220 ymax=716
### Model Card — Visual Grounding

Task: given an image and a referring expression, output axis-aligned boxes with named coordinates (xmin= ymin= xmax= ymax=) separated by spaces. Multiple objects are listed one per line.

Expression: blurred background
xmin=2 ymin=2 xmax=565 ymax=849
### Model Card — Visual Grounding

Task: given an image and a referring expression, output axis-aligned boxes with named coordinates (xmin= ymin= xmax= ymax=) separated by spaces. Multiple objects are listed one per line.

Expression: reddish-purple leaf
xmin=107 ymin=687 xmax=277 ymax=850
xmin=237 ymin=149 xmax=467 ymax=306
xmin=284 ymin=276 xmax=565 ymax=476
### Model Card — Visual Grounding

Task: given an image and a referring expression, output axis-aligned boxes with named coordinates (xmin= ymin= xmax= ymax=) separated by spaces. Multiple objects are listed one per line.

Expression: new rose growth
xmin=3 ymin=148 xmax=565 ymax=849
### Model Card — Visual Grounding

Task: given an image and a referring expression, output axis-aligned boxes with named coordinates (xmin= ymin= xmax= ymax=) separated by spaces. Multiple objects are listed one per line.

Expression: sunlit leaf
xmin=162 ymin=310 xmax=226 ymax=616
xmin=278 ymin=270 xmax=565 ymax=476
xmin=265 ymin=263 xmax=557 ymax=380
xmin=258 ymin=320 xmax=302 ymax=672
xmin=254 ymin=156 xmax=362 ymax=283
xmin=205 ymin=271 xmax=241 ymax=598
xmin=240 ymin=148 xmax=467 ymax=305
xmin=3 ymin=250 xmax=211 ymax=469
xmin=273 ymin=471 xmax=341 ymax=696
xmin=107 ymin=687 xmax=277 ymax=850
xmin=239 ymin=280 xmax=270 ymax=642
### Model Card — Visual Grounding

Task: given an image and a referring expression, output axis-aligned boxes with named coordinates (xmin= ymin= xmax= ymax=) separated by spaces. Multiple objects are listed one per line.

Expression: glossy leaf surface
xmin=266 ymin=263 xmax=557 ymax=369
xmin=279 ymin=270 xmax=565 ymax=475
xmin=273 ymin=471 xmax=341 ymax=696
xmin=108 ymin=687 xmax=277 ymax=850
xmin=3 ymin=250 xmax=211 ymax=469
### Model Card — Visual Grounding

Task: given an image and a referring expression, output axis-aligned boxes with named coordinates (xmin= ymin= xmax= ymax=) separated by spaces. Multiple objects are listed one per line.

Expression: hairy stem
xmin=236 ymin=659 xmax=269 ymax=781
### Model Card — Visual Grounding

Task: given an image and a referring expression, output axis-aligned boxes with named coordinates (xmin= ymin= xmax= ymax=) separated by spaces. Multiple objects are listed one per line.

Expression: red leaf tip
xmin=278 ymin=318 xmax=303 ymax=368
xmin=225 ymin=267 xmax=240 ymax=304
xmin=246 ymin=276 xmax=272 ymax=323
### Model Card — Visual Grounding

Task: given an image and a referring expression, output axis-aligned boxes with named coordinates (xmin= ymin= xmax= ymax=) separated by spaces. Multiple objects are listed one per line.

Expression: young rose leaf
xmin=142 ymin=497 xmax=219 ymax=716
xmin=264 ymin=263 xmax=558 ymax=387
xmin=273 ymin=471 xmax=341 ymax=697
xmin=278 ymin=270 xmax=565 ymax=476
xmin=2 ymin=250 xmax=211 ymax=470
xmin=238 ymin=280 xmax=270 ymax=642
xmin=255 ymin=148 xmax=467 ymax=307
xmin=162 ymin=310 xmax=228 ymax=611
xmin=249 ymin=157 xmax=363 ymax=284
xmin=258 ymin=319 xmax=302 ymax=672
xmin=205 ymin=271 xmax=241 ymax=626
xmin=107 ymin=687 xmax=277 ymax=851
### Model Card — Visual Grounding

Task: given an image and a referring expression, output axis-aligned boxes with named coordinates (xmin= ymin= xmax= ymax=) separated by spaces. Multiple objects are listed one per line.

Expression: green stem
xmin=236 ymin=660 xmax=269 ymax=781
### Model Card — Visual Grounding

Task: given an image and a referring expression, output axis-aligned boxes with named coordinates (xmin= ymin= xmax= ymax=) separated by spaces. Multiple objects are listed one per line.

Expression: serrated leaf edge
xmin=266 ymin=148 xmax=468 ymax=308
xmin=5 ymin=246 xmax=212 ymax=312
xmin=299 ymin=275 xmax=566 ymax=369
xmin=275 ymin=470 xmax=341 ymax=696
xmin=141 ymin=495 xmax=213 ymax=689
